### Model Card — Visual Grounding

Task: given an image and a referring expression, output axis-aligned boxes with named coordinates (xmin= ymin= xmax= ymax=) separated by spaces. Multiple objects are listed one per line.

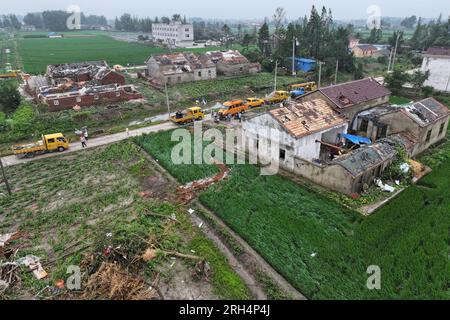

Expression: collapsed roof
xmin=149 ymin=52 xmax=215 ymax=76
xmin=400 ymin=97 xmax=450 ymax=127
xmin=47 ymin=61 xmax=109 ymax=79
xmin=269 ymin=98 xmax=348 ymax=139
xmin=205 ymin=50 xmax=249 ymax=65
xmin=332 ymin=140 xmax=397 ymax=177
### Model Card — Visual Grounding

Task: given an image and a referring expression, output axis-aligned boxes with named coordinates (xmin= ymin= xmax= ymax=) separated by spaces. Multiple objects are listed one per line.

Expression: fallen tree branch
xmin=142 ymin=211 xmax=180 ymax=224
xmin=159 ymin=250 xmax=203 ymax=261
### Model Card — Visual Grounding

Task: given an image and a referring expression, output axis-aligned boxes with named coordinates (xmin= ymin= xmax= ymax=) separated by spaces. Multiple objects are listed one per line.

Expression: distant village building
xmin=152 ymin=21 xmax=194 ymax=48
xmin=353 ymin=97 xmax=450 ymax=156
xmin=21 ymin=24 xmax=36 ymax=32
xmin=204 ymin=50 xmax=261 ymax=76
xmin=146 ymin=52 xmax=216 ymax=85
xmin=352 ymin=44 xmax=378 ymax=58
xmin=421 ymin=47 xmax=450 ymax=92
xmin=303 ymin=77 xmax=392 ymax=122
xmin=348 ymin=37 xmax=360 ymax=50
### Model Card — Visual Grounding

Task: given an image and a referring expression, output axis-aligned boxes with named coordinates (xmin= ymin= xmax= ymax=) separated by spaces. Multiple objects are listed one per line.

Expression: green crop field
xmin=199 ymin=160 xmax=450 ymax=299
xmin=0 ymin=142 xmax=249 ymax=300
xmin=135 ymin=130 xmax=220 ymax=184
xmin=16 ymin=31 xmax=227 ymax=74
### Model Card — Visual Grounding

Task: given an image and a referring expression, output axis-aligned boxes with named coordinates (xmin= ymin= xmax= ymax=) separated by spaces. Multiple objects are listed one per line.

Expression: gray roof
xmin=333 ymin=141 xmax=397 ymax=177
xmin=400 ymin=97 xmax=450 ymax=127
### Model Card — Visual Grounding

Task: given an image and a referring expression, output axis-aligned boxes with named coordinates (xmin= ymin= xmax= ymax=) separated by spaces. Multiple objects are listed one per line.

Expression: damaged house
xmin=297 ymin=78 xmax=392 ymax=122
xmin=27 ymin=61 xmax=141 ymax=112
xmin=146 ymin=52 xmax=216 ymax=85
xmin=204 ymin=50 xmax=261 ymax=77
xmin=240 ymin=98 xmax=405 ymax=195
xmin=353 ymin=97 xmax=450 ymax=157
xmin=241 ymin=98 xmax=349 ymax=168
xmin=40 ymin=84 xmax=142 ymax=112
xmin=46 ymin=61 xmax=125 ymax=86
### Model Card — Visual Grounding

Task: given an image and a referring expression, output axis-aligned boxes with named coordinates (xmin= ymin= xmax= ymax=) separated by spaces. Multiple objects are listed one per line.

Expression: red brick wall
xmin=100 ymin=71 xmax=125 ymax=85
xmin=45 ymin=90 xmax=142 ymax=112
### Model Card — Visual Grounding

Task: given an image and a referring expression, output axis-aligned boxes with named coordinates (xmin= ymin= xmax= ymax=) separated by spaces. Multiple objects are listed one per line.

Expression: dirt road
xmin=1 ymin=121 xmax=177 ymax=167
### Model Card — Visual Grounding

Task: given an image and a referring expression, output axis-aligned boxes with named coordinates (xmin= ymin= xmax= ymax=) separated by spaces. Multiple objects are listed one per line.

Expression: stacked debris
xmin=177 ymin=162 xmax=230 ymax=204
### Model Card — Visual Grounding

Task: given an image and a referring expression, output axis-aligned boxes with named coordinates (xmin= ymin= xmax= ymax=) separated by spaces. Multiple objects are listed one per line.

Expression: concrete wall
xmin=242 ymin=113 xmax=348 ymax=171
xmin=354 ymin=110 xmax=450 ymax=157
xmin=414 ymin=116 xmax=450 ymax=156
xmin=422 ymin=55 xmax=450 ymax=92
xmin=193 ymin=67 xmax=217 ymax=81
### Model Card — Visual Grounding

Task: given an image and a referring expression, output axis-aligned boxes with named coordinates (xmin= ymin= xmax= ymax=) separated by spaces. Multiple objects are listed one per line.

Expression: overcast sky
xmin=6 ymin=0 xmax=449 ymax=20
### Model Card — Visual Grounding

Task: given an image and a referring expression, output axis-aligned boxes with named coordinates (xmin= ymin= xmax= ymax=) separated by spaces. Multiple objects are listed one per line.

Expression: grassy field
xmin=198 ymin=158 xmax=450 ymax=300
xmin=16 ymin=31 xmax=230 ymax=74
xmin=0 ymin=142 xmax=249 ymax=300
xmin=135 ymin=129 xmax=220 ymax=184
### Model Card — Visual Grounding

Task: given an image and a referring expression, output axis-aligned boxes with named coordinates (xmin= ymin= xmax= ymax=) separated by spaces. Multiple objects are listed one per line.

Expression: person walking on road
xmin=80 ymin=135 xmax=87 ymax=148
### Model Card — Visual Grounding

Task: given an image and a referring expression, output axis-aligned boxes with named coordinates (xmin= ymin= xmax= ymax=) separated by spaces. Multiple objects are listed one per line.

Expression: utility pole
xmin=317 ymin=61 xmax=325 ymax=88
xmin=391 ymin=31 xmax=402 ymax=71
xmin=274 ymin=60 xmax=278 ymax=92
xmin=334 ymin=59 xmax=339 ymax=85
xmin=292 ymin=37 xmax=298 ymax=77
xmin=0 ymin=158 xmax=11 ymax=196
xmin=165 ymin=82 xmax=171 ymax=120
xmin=387 ymin=47 xmax=394 ymax=72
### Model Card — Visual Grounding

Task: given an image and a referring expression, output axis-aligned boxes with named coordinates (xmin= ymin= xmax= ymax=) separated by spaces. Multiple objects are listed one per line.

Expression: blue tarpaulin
xmin=341 ymin=134 xmax=372 ymax=145
xmin=295 ymin=58 xmax=316 ymax=72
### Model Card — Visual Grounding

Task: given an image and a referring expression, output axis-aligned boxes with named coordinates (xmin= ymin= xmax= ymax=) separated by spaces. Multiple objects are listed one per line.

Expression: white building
xmin=421 ymin=47 xmax=450 ymax=92
xmin=241 ymin=98 xmax=349 ymax=170
xmin=152 ymin=21 xmax=194 ymax=48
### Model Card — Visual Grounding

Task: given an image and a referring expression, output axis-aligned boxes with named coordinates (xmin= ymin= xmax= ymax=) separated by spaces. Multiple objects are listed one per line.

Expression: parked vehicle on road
xmin=218 ymin=100 xmax=249 ymax=119
xmin=12 ymin=133 xmax=70 ymax=158
xmin=171 ymin=107 xmax=205 ymax=125
xmin=245 ymin=98 xmax=265 ymax=108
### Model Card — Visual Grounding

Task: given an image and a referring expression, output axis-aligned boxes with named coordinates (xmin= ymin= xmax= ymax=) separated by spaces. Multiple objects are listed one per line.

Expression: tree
xmin=367 ymin=27 xmax=382 ymax=43
xmin=42 ymin=10 xmax=71 ymax=31
xmin=409 ymin=17 xmax=425 ymax=50
xmin=23 ymin=13 xmax=44 ymax=29
xmin=353 ymin=63 xmax=364 ymax=80
xmin=400 ymin=16 xmax=418 ymax=29
xmin=241 ymin=33 xmax=253 ymax=51
xmin=410 ymin=70 xmax=430 ymax=91
xmin=258 ymin=22 xmax=270 ymax=56
xmin=222 ymin=24 xmax=232 ymax=49
xmin=0 ymin=83 xmax=21 ymax=114
xmin=172 ymin=14 xmax=182 ymax=22
xmin=272 ymin=7 xmax=286 ymax=36
xmin=386 ymin=68 xmax=410 ymax=94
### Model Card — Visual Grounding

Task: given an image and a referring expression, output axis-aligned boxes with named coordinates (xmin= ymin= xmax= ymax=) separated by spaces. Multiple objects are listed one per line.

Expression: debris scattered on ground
xmin=0 ymin=232 xmax=21 ymax=248
xmin=142 ymin=248 xmax=158 ymax=262
xmin=177 ymin=162 xmax=230 ymax=204
xmin=83 ymin=262 xmax=158 ymax=300
xmin=17 ymin=255 xmax=48 ymax=280
xmin=193 ymin=260 xmax=212 ymax=281
xmin=375 ymin=179 xmax=396 ymax=193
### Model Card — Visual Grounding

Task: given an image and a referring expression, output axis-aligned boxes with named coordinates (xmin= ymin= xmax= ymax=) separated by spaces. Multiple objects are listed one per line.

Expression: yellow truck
xmin=245 ymin=98 xmax=265 ymax=108
xmin=12 ymin=133 xmax=70 ymax=158
xmin=218 ymin=100 xmax=249 ymax=120
xmin=265 ymin=91 xmax=290 ymax=104
xmin=288 ymin=81 xmax=318 ymax=92
xmin=171 ymin=107 xmax=205 ymax=125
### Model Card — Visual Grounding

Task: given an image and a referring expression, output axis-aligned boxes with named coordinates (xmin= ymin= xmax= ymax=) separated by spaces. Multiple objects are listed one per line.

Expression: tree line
xmin=0 ymin=11 xmax=108 ymax=31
